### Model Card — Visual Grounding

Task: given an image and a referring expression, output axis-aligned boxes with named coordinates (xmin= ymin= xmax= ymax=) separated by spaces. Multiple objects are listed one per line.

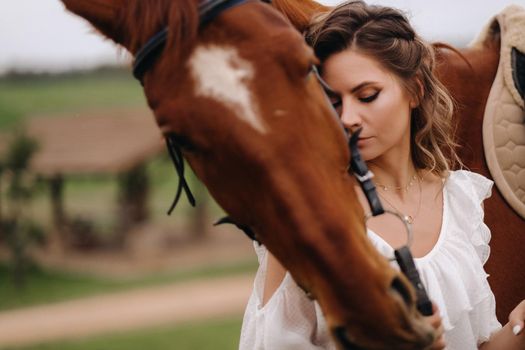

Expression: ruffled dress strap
xmin=429 ymin=170 xmax=501 ymax=346
xmin=446 ymin=170 xmax=493 ymax=264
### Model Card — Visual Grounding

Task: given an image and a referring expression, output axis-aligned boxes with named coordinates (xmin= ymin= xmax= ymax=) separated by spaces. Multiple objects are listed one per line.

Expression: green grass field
xmin=0 ymin=68 xmax=145 ymax=130
xmin=1 ymin=317 xmax=243 ymax=350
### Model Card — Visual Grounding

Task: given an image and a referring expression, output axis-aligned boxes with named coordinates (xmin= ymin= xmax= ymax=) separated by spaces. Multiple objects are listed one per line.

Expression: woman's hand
xmin=478 ymin=300 xmax=525 ymax=349
xmin=509 ymin=300 xmax=525 ymax=336
xmin=425 ymin=303 xmax=446 ymax=350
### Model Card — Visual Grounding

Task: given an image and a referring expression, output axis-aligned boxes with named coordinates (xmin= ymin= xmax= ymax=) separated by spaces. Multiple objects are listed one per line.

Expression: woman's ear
xmin=409 ymin=98 xmax=419 ymax=109
xmin=410 ymin=77 xmax=424 ymax=108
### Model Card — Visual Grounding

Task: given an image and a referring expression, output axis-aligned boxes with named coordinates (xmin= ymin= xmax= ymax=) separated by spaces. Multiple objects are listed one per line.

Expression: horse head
xmin=61 ymin=0 xmax=434 ymax=348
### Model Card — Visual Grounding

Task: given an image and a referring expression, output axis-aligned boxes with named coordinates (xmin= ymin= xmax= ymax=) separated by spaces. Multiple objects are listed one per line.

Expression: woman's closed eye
xmin=359 ymin=90 xmax=380 ymax=103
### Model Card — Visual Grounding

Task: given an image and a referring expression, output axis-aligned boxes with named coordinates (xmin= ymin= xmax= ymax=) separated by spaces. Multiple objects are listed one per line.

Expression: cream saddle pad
xmin=470 ymin=5 xmax=525 ymax=220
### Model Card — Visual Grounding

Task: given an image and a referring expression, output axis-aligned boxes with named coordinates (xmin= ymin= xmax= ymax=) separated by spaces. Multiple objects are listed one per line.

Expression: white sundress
xmin=239 ymin=170 xmax=502 ymax=350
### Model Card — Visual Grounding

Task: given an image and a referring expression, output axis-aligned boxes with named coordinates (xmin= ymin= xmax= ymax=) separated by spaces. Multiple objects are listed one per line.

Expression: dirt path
xmin=0 ymin=274 xmax=254 ymax=348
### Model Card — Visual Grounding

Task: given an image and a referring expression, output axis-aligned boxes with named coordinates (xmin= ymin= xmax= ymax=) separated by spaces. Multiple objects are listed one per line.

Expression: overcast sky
xmin=0 ymin=0 xmax=523 ymax=74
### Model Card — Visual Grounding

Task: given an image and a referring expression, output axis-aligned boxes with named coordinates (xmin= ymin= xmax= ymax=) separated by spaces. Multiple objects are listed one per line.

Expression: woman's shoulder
xmin=445 ymin=169 xmax=493 ymax=202
xmin=442 ymin=170 xmax=493 ymax=265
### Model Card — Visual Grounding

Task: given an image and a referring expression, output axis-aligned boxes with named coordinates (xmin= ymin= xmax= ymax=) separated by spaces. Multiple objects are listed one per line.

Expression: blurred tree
xmin=115 ymin=163 xmax=150 ymax=245
xmin=0 ymin=132 xmax=45 ymax=288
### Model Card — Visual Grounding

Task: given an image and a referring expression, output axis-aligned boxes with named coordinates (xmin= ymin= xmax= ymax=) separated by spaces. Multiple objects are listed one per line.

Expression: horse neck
xmin=434 ymin=42 xmax=500 ymax=170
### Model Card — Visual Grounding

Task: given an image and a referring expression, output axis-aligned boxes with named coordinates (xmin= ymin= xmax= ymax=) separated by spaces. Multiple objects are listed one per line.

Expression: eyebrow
xmin=350 ymin=81 xmax=378 ymax=93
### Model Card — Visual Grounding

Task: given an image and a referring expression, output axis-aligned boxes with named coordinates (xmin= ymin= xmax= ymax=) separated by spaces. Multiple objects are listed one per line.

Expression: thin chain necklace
xmin=375 ymin=173 xmax=418 ymax=192
xmin=378 ymin=175 xmax=422 ymax=225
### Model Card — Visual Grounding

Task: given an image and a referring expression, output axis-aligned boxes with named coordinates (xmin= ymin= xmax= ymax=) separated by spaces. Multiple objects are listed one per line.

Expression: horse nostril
xmin=390 ymin=276 xmax=413 ymax=307
xmin=333 ymin=326 xmax=361 ymax=350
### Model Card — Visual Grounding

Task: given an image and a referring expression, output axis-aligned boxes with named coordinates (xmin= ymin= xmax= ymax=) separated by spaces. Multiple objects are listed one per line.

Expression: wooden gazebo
xmin=9 ymin=107 xmax=164 ymax=249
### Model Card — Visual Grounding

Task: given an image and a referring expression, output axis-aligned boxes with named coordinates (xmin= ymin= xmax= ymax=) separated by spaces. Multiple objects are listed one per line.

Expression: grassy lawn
xmin=1 ymin=316 xmax=243 ymax=350
xmin=0 ymin=259 xmax=256 ymax=312
xmin=0 ymin=68 xmax=145 ymax=130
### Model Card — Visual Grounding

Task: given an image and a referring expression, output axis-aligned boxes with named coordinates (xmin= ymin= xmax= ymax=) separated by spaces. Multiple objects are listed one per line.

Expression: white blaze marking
xmin=188 ymin=45 xmax=265 ymax=133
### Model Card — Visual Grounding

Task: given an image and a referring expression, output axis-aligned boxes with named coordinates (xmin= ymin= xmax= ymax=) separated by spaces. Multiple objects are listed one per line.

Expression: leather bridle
xmin=133 ymin=0 xmax=272 ymax=84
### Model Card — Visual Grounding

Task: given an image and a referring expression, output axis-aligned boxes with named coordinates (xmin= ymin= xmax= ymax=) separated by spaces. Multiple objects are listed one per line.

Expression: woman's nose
xmin=340 ymin=101 xmax=362 ymax=132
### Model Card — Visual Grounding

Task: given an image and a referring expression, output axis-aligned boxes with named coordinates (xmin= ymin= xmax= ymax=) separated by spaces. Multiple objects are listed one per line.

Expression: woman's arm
xmin=479 ymin=300 xmax=525 ymax=350
xmin=262 ymin=252 xmax=287 ymax=306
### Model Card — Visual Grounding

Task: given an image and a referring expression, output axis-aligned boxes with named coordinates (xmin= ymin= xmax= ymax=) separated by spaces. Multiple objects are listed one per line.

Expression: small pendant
xmin=406 ymin=215 xmax=414 ymax=224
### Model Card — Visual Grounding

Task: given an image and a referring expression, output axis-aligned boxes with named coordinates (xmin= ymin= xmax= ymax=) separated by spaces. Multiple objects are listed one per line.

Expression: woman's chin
xmin=360 ymin=148 xmax=381 ymax=162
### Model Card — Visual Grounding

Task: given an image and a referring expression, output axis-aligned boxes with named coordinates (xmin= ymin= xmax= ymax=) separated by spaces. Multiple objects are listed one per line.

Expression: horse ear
xmin=271 ymin=0 xmax=330 ymax=33
xmin=61 ymin=0 xmax=128 ymax=49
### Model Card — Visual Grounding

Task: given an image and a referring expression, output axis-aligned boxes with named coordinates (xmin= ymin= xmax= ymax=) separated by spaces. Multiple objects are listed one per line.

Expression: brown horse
xmin=61 ymin=0 xmax=435 ymax=349
xmin=272 ymin=0 xmax=525 ymax=325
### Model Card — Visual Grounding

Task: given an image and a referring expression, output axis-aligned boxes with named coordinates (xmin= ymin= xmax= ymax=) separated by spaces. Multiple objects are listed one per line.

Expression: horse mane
xmin=272 ymin=0 xmax=329 ymax=33
xmin=121 ymin=0 xmax=199 ymax=56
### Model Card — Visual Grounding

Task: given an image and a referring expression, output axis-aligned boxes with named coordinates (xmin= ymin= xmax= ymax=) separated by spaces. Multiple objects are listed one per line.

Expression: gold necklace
xmin=375 ymin=173 xmax=418 ymax=192
xmin=378 ymin=176 xmax=422 ymax=224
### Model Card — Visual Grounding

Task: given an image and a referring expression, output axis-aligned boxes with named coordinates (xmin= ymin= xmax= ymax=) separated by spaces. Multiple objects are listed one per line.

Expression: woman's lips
xmin=357 ymin=136 xmax=373 ymax=145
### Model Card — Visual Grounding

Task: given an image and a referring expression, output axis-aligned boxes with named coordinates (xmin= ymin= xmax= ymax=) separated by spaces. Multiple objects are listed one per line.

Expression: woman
xmin=239 ymin=1 xmax=525 ymax=349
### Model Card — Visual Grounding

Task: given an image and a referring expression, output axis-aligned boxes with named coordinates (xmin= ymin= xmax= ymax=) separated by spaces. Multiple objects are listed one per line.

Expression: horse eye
xmin=307 ymin=65 xmax=318 ymax=80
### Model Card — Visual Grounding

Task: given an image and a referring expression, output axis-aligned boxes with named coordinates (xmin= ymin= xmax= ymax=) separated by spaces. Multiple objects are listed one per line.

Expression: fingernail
xmin=512 ymin=325 xmax=522 ymax=335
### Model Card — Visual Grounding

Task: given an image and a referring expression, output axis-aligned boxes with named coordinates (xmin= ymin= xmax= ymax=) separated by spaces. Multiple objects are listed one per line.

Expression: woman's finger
xmin=430 ymin=324 xmax=445 ymax=350
xmin=508 ymin=300 xmax=525 ymax=335
xmin=429 ymin=313 xmax=442 ymax=329
xmin=431 ymin=335 xmax=446 ymax=350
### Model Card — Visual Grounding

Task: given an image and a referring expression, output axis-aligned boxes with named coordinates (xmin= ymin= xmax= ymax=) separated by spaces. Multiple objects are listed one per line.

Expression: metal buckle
xmin=354 ymin=170 xmax=374 ymax=183
xmin=365 ymin=209 xmax=414 ymax=258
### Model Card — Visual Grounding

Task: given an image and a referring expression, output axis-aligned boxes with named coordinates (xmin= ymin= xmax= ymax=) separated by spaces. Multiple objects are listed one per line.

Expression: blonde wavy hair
xmin=305 ymin=0 xmax=462 ymax=176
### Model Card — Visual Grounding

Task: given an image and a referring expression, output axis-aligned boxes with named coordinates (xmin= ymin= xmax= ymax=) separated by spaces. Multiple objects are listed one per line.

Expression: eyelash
xmin=329 ymin=90 xmax=380 ymax=108
xmin=359 ymin=91 xmax=380 ymax=103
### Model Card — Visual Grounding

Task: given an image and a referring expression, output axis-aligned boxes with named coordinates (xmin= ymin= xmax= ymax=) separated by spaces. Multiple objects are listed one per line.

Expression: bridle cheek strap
xmin=347 ymin=125 xmax=432 ymax=317
xmin=348 ymin=128 xmax=384 ymax=216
